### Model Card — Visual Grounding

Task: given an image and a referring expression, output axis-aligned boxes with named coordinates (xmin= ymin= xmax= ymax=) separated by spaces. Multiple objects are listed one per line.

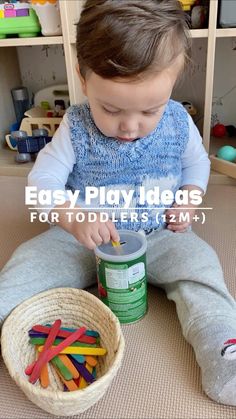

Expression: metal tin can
xmin=94 ymin=230 xmax=147 ymax=324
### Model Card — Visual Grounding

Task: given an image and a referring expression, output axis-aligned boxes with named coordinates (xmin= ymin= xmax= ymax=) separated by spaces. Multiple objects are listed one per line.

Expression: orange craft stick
xmin=26 ymin=319 xmax=61 ymax=378
xmin=58 ymin=354 xmax=80 ymax=379
xmin=36 ymin=351 xmax=50 ymax=388
xmin=40 ymin=363 xmax=49 ymax=388
xmin=85 ymin=356 xmax=98 ymax=367
xmin=53 ymin=365 xmax=78 ymax=391
xmin=29 ymin=326 xmax=86 ymax=384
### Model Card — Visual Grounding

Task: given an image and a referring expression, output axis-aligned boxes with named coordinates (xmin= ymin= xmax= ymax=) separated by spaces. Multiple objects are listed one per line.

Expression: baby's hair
xmin=76 ymin=0 xmax=191 ymax=80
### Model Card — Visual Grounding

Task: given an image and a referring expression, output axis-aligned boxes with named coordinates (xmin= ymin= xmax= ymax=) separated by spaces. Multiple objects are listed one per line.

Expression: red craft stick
xmin=29 ymin=319 xmax=62 ymax=383
xmin=32 ymin=324 xmax=95 ymax=344
xmin=29 ymin=326 xmax=86 ymax=384
xmin=25 ymin=319 xmax=61 ymax=376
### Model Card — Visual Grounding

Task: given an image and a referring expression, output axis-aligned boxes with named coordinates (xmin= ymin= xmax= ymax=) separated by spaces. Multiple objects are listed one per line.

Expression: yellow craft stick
xmin=58 ymin=354 xmax=80 ymax=379
xmin=38 ymin=345 xmax=106 ymax=356
xmin=85 ymin=355 xmax=98 ymax=367
xmin=78 ymin=376 xmax=88 ymax=389
xmin=112 ymin=240 xmax=120 ymax=247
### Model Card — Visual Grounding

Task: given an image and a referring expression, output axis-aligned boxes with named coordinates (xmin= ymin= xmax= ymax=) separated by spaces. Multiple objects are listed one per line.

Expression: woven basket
xmin=1 ymin=288 xmax=125 ymax=416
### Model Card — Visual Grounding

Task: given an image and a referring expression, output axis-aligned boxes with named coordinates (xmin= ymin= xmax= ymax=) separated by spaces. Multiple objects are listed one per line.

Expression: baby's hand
xmin=70 ymin=212 xmax=120 ymax=250
xmin=165 ymin=202 xmax=196 ymax=233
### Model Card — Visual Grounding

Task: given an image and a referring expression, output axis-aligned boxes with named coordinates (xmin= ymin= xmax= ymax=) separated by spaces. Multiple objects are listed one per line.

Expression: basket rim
xmin=1 ymin=287 xmax=125 ymax=400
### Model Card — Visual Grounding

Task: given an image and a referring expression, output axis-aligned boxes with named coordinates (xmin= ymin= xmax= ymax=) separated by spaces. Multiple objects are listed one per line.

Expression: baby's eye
xmin=102 ymin=107 xmax=120 ymax=115
xmin=143 ymin=110 xmax=160 ymax=116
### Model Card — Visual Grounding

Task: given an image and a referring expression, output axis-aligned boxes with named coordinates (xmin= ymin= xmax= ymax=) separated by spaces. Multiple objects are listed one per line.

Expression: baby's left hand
xmin=165 ymin=202 xmax=196 ymax=233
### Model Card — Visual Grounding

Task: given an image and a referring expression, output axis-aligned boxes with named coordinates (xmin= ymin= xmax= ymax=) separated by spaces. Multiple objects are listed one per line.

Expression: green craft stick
xmin=50 ymin=356 xmax=73 ymax=380
xmin=30 ymin=337 xmax=97 ymax=347
xmin=38 ymin=345 xmax=107 ymax=356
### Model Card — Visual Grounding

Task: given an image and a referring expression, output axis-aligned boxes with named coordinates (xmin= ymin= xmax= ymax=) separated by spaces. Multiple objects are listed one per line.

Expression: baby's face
xmin=78 ymin=58 xmax=182 ymax=142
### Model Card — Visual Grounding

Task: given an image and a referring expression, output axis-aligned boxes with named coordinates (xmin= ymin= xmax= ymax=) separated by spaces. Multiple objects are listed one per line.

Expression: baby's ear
xmin=76 ymin=64 xmax=87 ymax=95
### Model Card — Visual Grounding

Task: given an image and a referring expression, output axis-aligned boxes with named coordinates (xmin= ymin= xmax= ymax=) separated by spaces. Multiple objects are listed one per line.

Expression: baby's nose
xmin=119 ymin=119 xmax=139 ymax=134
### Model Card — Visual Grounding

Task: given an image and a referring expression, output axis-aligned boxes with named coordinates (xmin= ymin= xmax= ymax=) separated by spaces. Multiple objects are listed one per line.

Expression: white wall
xmin=17 ymin=44 xmax=67 ymax=102
xmin=212 ymin=37 xmax=236 ymax=127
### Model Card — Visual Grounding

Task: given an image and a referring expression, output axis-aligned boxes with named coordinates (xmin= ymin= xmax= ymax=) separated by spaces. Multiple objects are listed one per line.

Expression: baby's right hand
xmin=70 ymin=212 xmax=120 ymax=250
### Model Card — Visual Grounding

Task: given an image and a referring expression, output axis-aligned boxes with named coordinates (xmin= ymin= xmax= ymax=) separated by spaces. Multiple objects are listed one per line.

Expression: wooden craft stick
xmin=50 ymin=325 xmax=100 ymax=338
xmin=58 ymin=355 xmax=80 ymax=379
xmin=29 ymin=337 xmax=97 ymax=348
xmin=112 ymin=240 xmax=120 ymax=247
xmin=68 ymin=356 xmax=95 ymax=384
xmin=32 ymin=324 xmax=95 ymax=344
xmin=85 ymin=355 xmax=98 ymax=367
xmin=38 ymin=345 xmax=106 ymax=356
xmin=51 ymin=363 xmax=78 ymax=392
xmin=26 ymin=319 xmax=61 ymax=378
xmin=39 ymin=353 xmax=49 ymax=388
xmin=29 ymin=326 xmax=86 ymax=384
xmin=70 ymin=354 xmax=85 ymax=364
xmin=51 ymin=356 xmax=73 ymax=380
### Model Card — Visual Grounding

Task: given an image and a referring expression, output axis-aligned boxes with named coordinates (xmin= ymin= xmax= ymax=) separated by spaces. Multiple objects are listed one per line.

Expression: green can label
xmin=96 ymin=254 xmax=147 ymax=324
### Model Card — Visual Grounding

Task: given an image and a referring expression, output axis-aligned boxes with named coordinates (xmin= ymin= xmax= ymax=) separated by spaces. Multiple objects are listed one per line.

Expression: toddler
xmin=1 ymin=0 xmax=236 ymax=407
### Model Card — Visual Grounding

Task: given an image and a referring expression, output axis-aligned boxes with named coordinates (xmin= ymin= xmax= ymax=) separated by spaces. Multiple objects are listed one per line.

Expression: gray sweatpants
xmin=0 ymin=226 xmax=235 ymax=340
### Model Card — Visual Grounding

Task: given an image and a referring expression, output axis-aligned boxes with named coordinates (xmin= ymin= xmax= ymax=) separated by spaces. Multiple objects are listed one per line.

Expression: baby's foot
xmin=188 ymin=325 xmax=236 ymax=406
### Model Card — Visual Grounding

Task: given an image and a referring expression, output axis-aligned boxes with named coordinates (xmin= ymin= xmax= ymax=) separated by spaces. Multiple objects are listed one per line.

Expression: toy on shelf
xmin=216 ymin=145 xmax=236 ymax=162
xmin=210 ymin=145 xmax=236 ymax=180
xmin=11 ymin=128 xmax=52 ymax=163
xmin=0 ymin=2 xmax=41 ymax=39
xmin=31 ymin=0 xmax=62 ymax=36
xmin=180 ymin=0 xmax=208 ymax=29
xmin=181 ymin=100 xmax=197 ymax=117
xmin=212 ymin=123 xmax=236 ymax=138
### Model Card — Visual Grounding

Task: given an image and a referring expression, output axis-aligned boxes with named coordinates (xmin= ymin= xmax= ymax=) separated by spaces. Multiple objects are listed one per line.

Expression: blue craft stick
xmin=68 ymin=356 xmax=95 ymax=383
xmin=70 ymin=354 xmax=86 ymax=364
xmin=92 ymin=367 xmax=97 ymax=379
xmin=46 ymin=324 xmax=100 ymax=338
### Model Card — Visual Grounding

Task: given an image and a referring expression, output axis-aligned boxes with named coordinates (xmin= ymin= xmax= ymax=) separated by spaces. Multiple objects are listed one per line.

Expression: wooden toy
xmin=38 ymin=345 xmax=107 ymax=356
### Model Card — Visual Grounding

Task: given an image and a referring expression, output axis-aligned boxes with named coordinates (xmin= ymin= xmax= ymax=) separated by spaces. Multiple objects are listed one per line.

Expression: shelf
xmin=190 ymin=29 xmax=208 ymax=38
xmin=0 ymin=148 xmax=33 ymax=177
xmin=0 ymin=36 xmax=63 ymax=48
xmin=216 ymin=28 xmax=236 ymax=38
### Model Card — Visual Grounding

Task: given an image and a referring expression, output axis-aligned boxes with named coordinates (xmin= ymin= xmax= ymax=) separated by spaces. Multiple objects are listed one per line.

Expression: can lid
xmin=94 ymin=230 xmax=147 ymax=262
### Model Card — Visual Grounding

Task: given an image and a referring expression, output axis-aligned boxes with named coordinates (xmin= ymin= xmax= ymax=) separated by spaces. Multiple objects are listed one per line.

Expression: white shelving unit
xmin=0 ymin=0 xmax=236 ymax=183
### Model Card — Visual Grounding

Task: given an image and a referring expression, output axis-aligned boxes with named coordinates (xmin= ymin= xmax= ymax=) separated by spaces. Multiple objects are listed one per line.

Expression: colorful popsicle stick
xmin=32 ymin=324 xmax=96 ymax=344
xmin=68 ymin=356 xmax=95 ymax=384
xmin=26 ymin=319 xmax=61 ymax=378
xmin=38 ymin=345 xmax=106 ymax=356
xmin=52 ymin=363 xmax=78 ymax=392
xmin=47 ymin=325 xmax=100 ymax=338
xmin=29 ymin=337 xmax=97 ymax=348
xmin=51 ymin=356 xmax=73 ymax=380
xmin=85 ymin=355 xmax=98 ymax=367
xmin=29 ymin=326 xmax=86 ymax=384
xmin=70 ymin=354 xmax=85 ymax=364
xmin=58 ymin=354 xmax=80 ymax=379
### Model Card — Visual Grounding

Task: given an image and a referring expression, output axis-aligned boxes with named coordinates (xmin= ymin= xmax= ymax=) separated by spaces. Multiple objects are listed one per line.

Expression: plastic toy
xmin=31 ymin=0 xmax=62 ymax=36
xmin=216 ymin=145 xmax=236 ymax=162
xmin=181 ymin=100 xmax=197 ymax=116
xmin=0 ymin=2 xmax=41 ymax=39
xmin=212 ymin=123 xmax=227 ymax=137
xmin=180 ymin=0 xmax=196 ymax=11
xmin=11 ymin=129 xmax=52 ymax=163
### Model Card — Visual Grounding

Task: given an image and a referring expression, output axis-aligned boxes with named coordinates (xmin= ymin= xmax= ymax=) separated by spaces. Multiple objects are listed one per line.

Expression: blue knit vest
xmin=66 ymin=100 xmax=189 ymax=232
